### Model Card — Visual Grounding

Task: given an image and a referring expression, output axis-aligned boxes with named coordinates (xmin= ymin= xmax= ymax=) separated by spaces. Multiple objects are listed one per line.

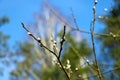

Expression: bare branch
xmin=44 ymin=2 xmax=120 ymax=39
xmin=21 ymin=22 xmax=58 ymax=57
xmin=21 ymin=1 xmax=120 ymax=79
xmin=21 ymin=22 xmax=70 ymax=80
xmin=58 ymin=25 xmax=66 ymax=59
xmin=90 ymin=0 xmax=103 ymax=80
xmin=71 ymin=8 xmax=79 ymax=29
xmin=84 ymin=66 xmax=120 ymax=79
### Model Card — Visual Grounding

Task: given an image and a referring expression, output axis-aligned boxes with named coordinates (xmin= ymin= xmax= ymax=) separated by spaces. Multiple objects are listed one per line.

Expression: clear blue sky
xmin=0 ymin=0 xmax=113 ymax=46
xmin=0 ymin=0 xmax=113 ymax=79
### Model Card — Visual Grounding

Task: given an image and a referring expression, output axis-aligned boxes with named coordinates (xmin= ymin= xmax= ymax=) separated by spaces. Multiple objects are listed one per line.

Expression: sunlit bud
xmin=67 ymin=59 xmax=70 ymax=64
xmin=95 ymin=0 xmax=98 ymax=4
xmin=98 ymin=16 xmax=103 ymax=19
xmin=104 ymin=8 xmax=108 ymax=12
xmin=66 ymin=64 xmax=71 ymax=69
xmin=53 ymin=43 xmax=56 ymax=47
xmin=75 ymin=68 xmax=78 ymax=70
xmin=54 ymin=40 xmax=57 ymax=44
xmin=93 ymin=6 xmax=96 ymax=10
xmin=37 ymin=37 xmax=41 ymax=42
xmin=113 ymin=35 xmax=116 ymax=38
xmin=86 ymin=59 xmax=90 ymax=63
xmin=27 ymin=32 xmax=32 ymax=35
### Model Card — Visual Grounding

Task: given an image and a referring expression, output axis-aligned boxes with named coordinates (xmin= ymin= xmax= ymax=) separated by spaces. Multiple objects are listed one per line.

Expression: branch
xmin=71 ymin=8 xmax=79 ymax=29
xmin=21 ymin=22 xmax=70 ymax=80
xmin=90 ymin=0 xmax=103 ymax=80
xmin=68 ymin=43 xmax=97 ymax=71
xmin=44 ymin=1 xmax=120 ymax=39
xmin=84 ymin=66 xmax=120 ymax=79
xmin=25 ymin=69 xmax=40 ymax=80
xmin=58 ymin=25 xmax=66 ymax=59
xmin=21 ymin=22 xmax=57 ymax=58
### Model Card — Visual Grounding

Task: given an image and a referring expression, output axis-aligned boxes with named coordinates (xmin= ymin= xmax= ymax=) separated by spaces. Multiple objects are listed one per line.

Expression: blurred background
xmin=1 ymin=0 xmax=120 ymax=80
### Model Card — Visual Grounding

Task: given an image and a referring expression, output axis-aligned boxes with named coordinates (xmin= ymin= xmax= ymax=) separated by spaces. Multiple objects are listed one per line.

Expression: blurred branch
xmin=25 ymin=69 xmax=40 ymax=80
xmin=45 ymin=1 xmax=120 ymax=39
xmin=20 ymin=1 xmax=120 ymax=80
xmin=68 ymin=43 xmax=97 ymax=71
xmin=90 ymin=0 xmax=103 ymax=80
xmin=84 ymin=66 xmax=120 ymax=79
xmin=70 ymin=8 xmax=79 ymax=29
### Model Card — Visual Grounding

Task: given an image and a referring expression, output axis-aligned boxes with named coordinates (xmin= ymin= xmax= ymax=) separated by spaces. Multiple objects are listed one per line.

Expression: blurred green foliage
xmin=0 ymin=17 xmax=10 ymax=77
xmin=0 ymin=16 xmax=9 ymax=27
xmin=40 ymin=32 xmax=92 ymax=80
xmin=98 ymin=0 xmax=120 ymax=79
xmin=10 ymin=30 xmax=92 ymax=80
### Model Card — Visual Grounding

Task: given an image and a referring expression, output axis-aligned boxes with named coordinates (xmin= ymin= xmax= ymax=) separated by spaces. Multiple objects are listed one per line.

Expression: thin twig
xmin=69 ymin=43 xmax=103 ymax=79
xmin=68 ymin=43 xmax=97 ymax=71
xmin=58 ymin=26 xmax=66 ymax=59
xmin=21 ymin=23 xmax=58 ymax=57
xmin=90 ymin=0 xmax=103 ymax=80
xmin=21 ymin=1 xmax=120 ymax=80
xmin=44 ymin=1 xmax=120 ymax=38
xmin=25 ymin=69 xmax=40 ymax=80
xmin=71 ymin=8 xmax=79 ymax=29
xmin=84 ymin=66 xmax=120 ymax=79
xmin=21 ymin=23 xmax=70 ymax=80
xmin=57 ymin=58 xmax=70 ymax=80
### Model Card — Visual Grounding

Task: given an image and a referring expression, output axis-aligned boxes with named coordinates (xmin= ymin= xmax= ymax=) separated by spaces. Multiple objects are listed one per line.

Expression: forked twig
xmin=44 ymin=1 xmax=120 ymax=39
xmin=21 ymin=1 xmax=120 ymax=80
xmin=21 ymin=23 xmax=70 ymax=80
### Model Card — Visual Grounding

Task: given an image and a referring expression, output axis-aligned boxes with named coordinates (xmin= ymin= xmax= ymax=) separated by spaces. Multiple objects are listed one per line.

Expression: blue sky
xmin=0 ymin=0 xmax=113 ymax=47
xmin=0 ymin=0 xmax=113 ymax=79
xmin=0 ymin=0 xmax=42 ymax=47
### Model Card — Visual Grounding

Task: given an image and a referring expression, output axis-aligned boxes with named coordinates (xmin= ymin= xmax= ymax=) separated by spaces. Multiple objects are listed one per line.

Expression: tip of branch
xmin=95 ymin=0 xmax=98 ymax=4
xmin=64 ymin=25 xmax=66 ymax=31
xmin=21 ymin=22 xmax=30 ymax=32
xmin=21 ymin=22 xmax=24 ymax=27
xmin=21 ymin=22 xmax=26 ymax=29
